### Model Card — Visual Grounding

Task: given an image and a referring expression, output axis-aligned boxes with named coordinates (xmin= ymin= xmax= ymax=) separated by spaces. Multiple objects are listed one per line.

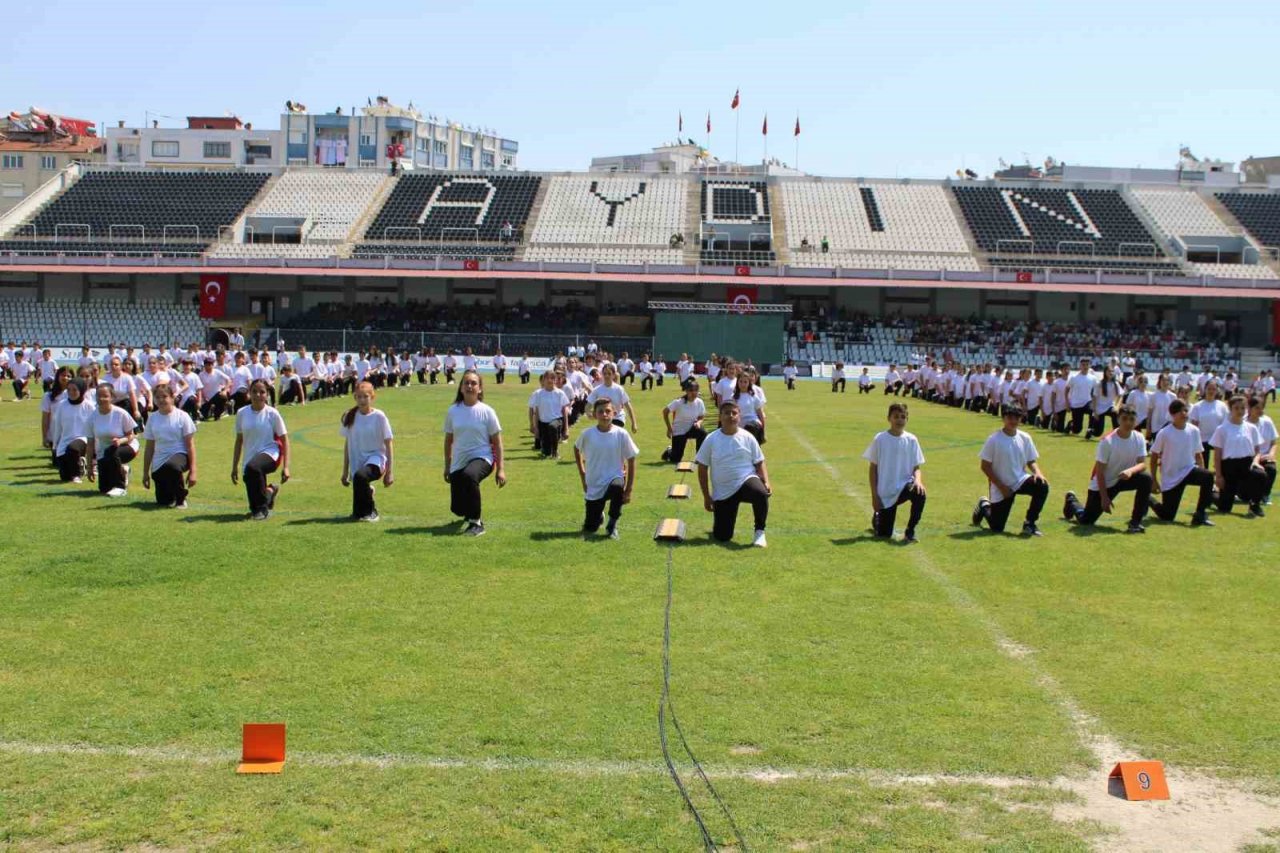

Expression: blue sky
xmin=4 ymin=0 xmax=1275 ymax=177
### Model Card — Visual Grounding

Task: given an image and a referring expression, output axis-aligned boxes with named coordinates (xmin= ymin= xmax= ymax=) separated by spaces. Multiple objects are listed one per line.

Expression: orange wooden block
xmin=667 ymin=484 xmax=692 ymax=499
xmin=1109 ymin=761 xmax=1168 ymax=800
xmin=675 ymin=461 xmax=693 ymax=473
xmin=237 ymin=723 xmax=286 ymax=774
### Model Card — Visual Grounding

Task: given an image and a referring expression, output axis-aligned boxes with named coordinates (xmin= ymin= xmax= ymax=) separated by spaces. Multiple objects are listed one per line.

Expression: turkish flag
xmin=463 ymin=259 xmax=480 ymax=271
xmin=1015 ymin=271 xmax=1033 ymax=283
xmin=199 ymin=274 xmax=227 ymax=319
xmin=733 ymin=265 xmax=752 ymax=277
xmin=730 ymin=89 xmax=740 ymax=110
xmin=727 ymin=285 xmax=757 ymax=314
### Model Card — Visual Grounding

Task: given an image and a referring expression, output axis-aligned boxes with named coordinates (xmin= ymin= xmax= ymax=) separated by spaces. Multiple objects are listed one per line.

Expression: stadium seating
xmin=700 ymin=249 xmax=777 ymax=268
xmin=701 ymin=180 xmax=771 ymax=225
xmin=363 ymin=174 xmax=540 ymax=242
xmin=207 ymin=243 xmax=342 ymax=260
xmin=1187 ymin=262 xmax=1278 ymax=280
xmin=522 ymin=246 xmax=685 ymax=264
xmin=246 ymin=170 xmax=388 ymax=241
xmin=790 ymin=252 xmax=980 ymax=272
xmin=1130 ymin=187 xmax=1233 ymax=243
xmin=0 ymin=240 xmax=208 ymax=258
xmin=528 ymin=175 xmax=688 ymax=245
xmin=0 ymin=299 xmax=208 ymax=346
xmin=987 ymin=256 xmax=1184 ymax=275
xmin=16 ymin=171 xmax=268 ymax=242
xmin=952 ymin=186 xmax=1165 ymax=257
xmin=351 ymin=243 xmax=515 ymax=261
xmin=1215 ymin=192 xmax=1280 ymax=249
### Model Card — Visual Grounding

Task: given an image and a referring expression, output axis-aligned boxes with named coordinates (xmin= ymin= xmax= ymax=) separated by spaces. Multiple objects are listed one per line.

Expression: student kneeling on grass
xmin=1209 ymin=394 xmax=1269 ymax=518
xmin=340 ymin=381 xmax=395 ymax=523
xmin=862 ymin=402 xmax=926 ymax=543
xmin=574 ymin=400 xmax=639 ymax=540
xmin=696 ymin=400 xmax=771 ymax=548
xmin=973 ymin=406 xmax=1049 ymax=536
xmin=1063 ymin=404 xmax=1152 ymax=534
xmin=1148 ymin=399 xmax=1214 ymax=526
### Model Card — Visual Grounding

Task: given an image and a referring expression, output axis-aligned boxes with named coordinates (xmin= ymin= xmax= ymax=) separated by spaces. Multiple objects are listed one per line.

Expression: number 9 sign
xmin=1109 ymin=761 xmax=1169 ymax=800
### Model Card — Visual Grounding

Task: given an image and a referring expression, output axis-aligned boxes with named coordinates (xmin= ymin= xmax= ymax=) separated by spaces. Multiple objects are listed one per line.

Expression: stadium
xmin=3 ymin=73 xmax=1280 ymax=853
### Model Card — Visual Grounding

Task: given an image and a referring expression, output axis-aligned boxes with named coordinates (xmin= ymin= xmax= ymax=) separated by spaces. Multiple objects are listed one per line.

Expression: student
xmin=528 ymin=370 xmax=571 ymax=459
xmin=462 ymin=347 xmax=477 ymax=372
xmin=1023 ymin=368 xmax=1044 ymax=427
xmin=637 ymin=354 xmax=655 ymax=391
xmin=653 ymin=354 xmax=667 ymax=387
xmin=51 ymin=379 xmax=95 ymax=483
xmin=586 ymin=364 xmax=638 ymax=432
xmin=662 ymin=378 xmax=708 ymax=464
xmin=1063 ymin=405 xmax=1152 ymax=533
xmin=782 ymin=358 xmax=798 ymax=391
xmin=1088 ymin=366 xmax=1123 ymax=439
xmin=40 ymin=366 xmax=72 ymax=460
xmin=9 ymin=350 xmax=33 ymax=400
xmin=616 ymin=351 xmax=635 ymax=385
xmin=884 ymin=363 xmax=902 ymax=396
xmin=493 ymin=348 xmax=507 ymax=385
xmin=973 ymin=406 xmax=1050 ymax=536
xmin=278 ymin=364 xmax=305 ymax=405
xmin=574 ymin=399 xmax=639 ymax=539
xmin=1147 ymin=374 xmax=1176 ymax=440
xmin=1125 ymin=373 xmax=1151 ymax=432
xmin=38 ymin=348 xmax=57 ymax=393
xmin=1148 ymin=399 xmax=1214 ymax=526
xmin=1210 ymin=395 xmax=1268 ymax=517
xmin=340 ymin=381 xmax=395 ymax=522
xmin=427 ymin=348 xmax=442 ymax=384
xmin=397 ymin=351 xmax=413 ymax=387
xmin=1066 ymin=358 xmax=1095 ymax=435
xmin=89 ymin=382 xmax=139 ymax=497
xmin=443 ymin=351 xmax=458 ymax=384
xmin=197 ymin=358 xmax=232 ymax=420
xmin=230 ymin=380 xmax=291 ymax=521
xmin=830 ymin=361 xmax=846 ymax=393
xmin=443 ymin=370 xmax=506 ymax=536
xmin=731 ymin=370 xmax=767 ymax=444
xmin=1247 ymin=396 xmax=1277 ymax=505
xmin=1189 ymin=380 xmax=1228 ymax=469
xmin=695 ymin=400 xmax=771 ymax=547
xmin=676 ymin=353 xmax=695 ymax=384
xmin=712 ymin=361 xmax=737 ymax=407
xmin=104 ymin=355 xmax=141 ymax=423
xmin=141 ymin=384 xmax=198 ymax=508
xmin=862 ymin=402 xmax=926 ymax=542
xmin=228 ymin=351 xmax=254 ymax=413
xmin=857 ymin=367 xmax=873 ymax=394
xmin=518 ymin=352 xmax=532 ymax=385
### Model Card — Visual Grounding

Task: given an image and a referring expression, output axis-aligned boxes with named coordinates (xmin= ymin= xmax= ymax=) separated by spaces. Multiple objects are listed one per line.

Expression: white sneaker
xmin=106 ymin=487 xmax=126 ymax=498
xmin=71 ymin=476 xmax=82 ymax=484
xmin=752 ymin=529 xmax=767 ymax=548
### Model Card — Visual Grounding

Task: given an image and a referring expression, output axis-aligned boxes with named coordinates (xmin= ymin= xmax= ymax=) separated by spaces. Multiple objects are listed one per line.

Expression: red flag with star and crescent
xmin=730 ymin=89 xmax=740 ymax=110
xmin=199 ymin=274 xmax=227 ymax=319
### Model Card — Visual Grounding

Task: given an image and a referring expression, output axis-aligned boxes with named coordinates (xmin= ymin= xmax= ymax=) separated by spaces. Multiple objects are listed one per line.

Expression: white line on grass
xmin=781 ymin=418 xmax=1280 ymax=853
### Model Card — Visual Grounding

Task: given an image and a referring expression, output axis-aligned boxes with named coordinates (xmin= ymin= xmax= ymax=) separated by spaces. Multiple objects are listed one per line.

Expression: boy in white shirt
xmin=696 ymin=400 xmax=771 ymax=547
xmin=1247 ymin=395 xmax=1277 ymax=505
xmin=1064 ymin=405 xmax=1152 ymax=533
xmin=1211 ymin=395 xmax=1268 ymax=517
xmin=528 ymin=371 xmax=571 ymax=459
xmin=862 ymin=403 xmax=926 ymax=542
xmin=574 ymin=400 xmax=639 ymax=539
xmin=973 ymin=406 xmax=1050 ymax=536
xmin=1149 ymin=399 xmax=1214 ymax=526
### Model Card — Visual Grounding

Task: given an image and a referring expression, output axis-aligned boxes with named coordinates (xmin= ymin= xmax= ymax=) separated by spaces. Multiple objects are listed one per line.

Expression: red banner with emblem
xmin=463 ymin=259 xmax=480 ymax=271
xmin=199 ymin=274 xmax=228 ymax=319
xmin=727 ymin=285 xmax=757 ymax=314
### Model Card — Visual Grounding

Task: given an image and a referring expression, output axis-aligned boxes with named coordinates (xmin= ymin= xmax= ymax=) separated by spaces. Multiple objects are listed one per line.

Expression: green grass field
xmin=2 ymin=378 xmax=1278 ymax=850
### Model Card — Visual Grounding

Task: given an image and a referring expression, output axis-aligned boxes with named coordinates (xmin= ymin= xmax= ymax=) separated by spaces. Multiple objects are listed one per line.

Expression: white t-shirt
xmin=1252 ymin=415 xmax=1277 ymax=454
xmin=1024 ymin=379 xmax=1043 ymax=409
xmin=529 ymin=387 xmax=571 ymax=423
xmin=677 ymin=360 xmax=694 ymax=381
xmin=198 ymin=368 xmax=231 ymax=397
xmin=667 ymin=397 xmax=707 ymax=435
xmin=1090 ymin=430 xmax=1146 ymax=491
xmin=782 ymin=365 xmax=797 ymax=381
xmin=1190 ymin=399 xmax=1228 ymax=443
xmin=1148 ymin=390 xmax=1176 ymax=433
xmin=341 ymin=409 xmax=394 ymax=477
xmin=1151 ymin=423 xmax=1202 ymax=490
xmin=52 ymin=396 xmax=95 ymax=455
xmin=517 ymin=357 xmax=529 ymax=374
xmin=92 ymin=407 xmax=139 ymax=459
xmin=1210 ymin=421 xmax=1263 ymax=460
xmin=10 ymin=361 xmax=33 ymax=382
xmin=444 ymin=401 xmax=502 ymax=473
xmin=1067 ymin=372 xmax=1095 ymax=408
xmin=235 ymin=405 xmax=287 ymax=468
xmin=862 ymin=430 xmax=925 ymax=509
xmin=731 ymin=388 xmax=765 ymax=426
xmin=979 ymin=429 xmax=1039 ymax=503
xmin=463 ymin=354 xmax=477 ymax=371
xmin=616 ymin=358 xmax=634 ymax=376
xmin=1126 ymin=390 xmax=1150 ymax=423
xmin=493 ymin=354 xmax=507 ymax=370
xmin=574 ymin=425 xmax=639 ymax=500
xmin=695 ymin=428 xmax=765 ymax=501
xmin=587 ymin=383 xmax=632 ymax=426
xmin=712 ymin=376 xmax=735 ymax=403
xmin=229 ymin=365 xmax=254 ymax=393
xmin=293 ymin=356 xmax=316 ymax=379
xmin=143 ymin=409 xmax=197 ymax=470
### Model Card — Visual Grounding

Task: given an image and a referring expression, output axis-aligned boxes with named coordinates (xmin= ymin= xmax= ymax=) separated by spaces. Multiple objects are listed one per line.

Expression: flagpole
xmin=734 ymin=108 xmax=740 ymax=172
xmin=763 ymin=115 xmax=768 ymax=163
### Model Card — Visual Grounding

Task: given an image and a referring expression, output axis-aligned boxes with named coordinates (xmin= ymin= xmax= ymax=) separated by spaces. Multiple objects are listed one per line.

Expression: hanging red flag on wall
xmin=199 ymin=274 xmax=227 ymax=319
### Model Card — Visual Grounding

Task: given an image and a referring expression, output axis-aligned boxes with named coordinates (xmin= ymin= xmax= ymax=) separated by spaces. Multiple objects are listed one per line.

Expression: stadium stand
xmin=952 ymin=186 xmax=1165 ymax=257
xmin=1130 ymin=187 xmax=1233 ymax=244
xmin=700 ymin=179 xmax=776 ymax=267
xmin=0 ymin=240 xmax=208 ymax=258
xmin=207 ymin=243 xmax=343 ymax=260
xmin=1215 ymin=192 xmax=1280 ymax=250
xmin=6 ymin=171 xmax=268 ymax=241
xmin=987 ymin=256 xmax=1186 ymax=275
xmin=1187 ymin=262 xmax=1278 ymax=280
xmin=702 ymin=180 xmax=771 ymax=225
xmin=524 ymin=175 xmax=688 ymax=264
xmin=357 ymin=174 xmax=541 ymax=260
xmin=350 ymin=243 xmax=516 ymax=261
xmin=237 ymin=170 xmax=387 ymax=242
xmin=0 ymin=299 xmax=207 ymax=345
xmin=780 ymin=181 xmax=980 ymax=271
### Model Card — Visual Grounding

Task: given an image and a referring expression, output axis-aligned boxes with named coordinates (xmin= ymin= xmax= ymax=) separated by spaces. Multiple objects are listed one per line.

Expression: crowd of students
xmin=20 ymin=338 xmax=1275 ymax=545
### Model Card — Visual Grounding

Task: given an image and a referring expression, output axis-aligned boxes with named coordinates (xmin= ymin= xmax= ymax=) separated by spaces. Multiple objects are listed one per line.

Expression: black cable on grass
xmin=657 ymin=467 xmax=749 ymax=852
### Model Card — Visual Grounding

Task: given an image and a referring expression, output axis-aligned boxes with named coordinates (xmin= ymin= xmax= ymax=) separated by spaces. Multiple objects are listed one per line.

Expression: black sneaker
xmin=1125 ymin=521 xmax=1146 ymax=534
xmin=266 ymin=484 xmax=278 ymax=509
xmin=1190 ymin=514 xmax=1214 ymax=527
xmin=1063 ymin=491 xmax=1078 ymax=521
xmin=251 ymin=509 xmax=268 ymax=521
xmin=903 ymin=528 xmax=918 ymax=543
xmin=971 ymin=497 xmax=989 ymax=527
xmin=1022 ymin=522 xmax=1043 ymax=537
xmin=1248 ymin=503 xmax=1265 ymax=518
xmin=464 ymin=521 xmax=486 ymax=537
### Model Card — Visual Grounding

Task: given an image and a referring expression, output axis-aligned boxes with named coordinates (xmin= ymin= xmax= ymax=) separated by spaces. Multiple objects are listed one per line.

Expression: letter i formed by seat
xmin=237 ymin=723 xmax=286 ymax=774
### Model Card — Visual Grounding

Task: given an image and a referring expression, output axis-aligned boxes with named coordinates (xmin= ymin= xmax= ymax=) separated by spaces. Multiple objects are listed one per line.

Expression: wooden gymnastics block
xmin=654 ymin=518 xmax=687 ymax=541
xmin=675 ymin=461 xmax=694 ymax=473
xmin=1108 ymin=761 xmax=1168 ymax=801
xmin=237 ymin=723 xmax=286 ymax=774
xmin=667 ymin=484 xmax=692 ymax=499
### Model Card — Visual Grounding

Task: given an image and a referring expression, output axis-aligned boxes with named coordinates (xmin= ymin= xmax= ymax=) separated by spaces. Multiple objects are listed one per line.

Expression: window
xmin=481 ymin=151 xmax=494 ymax=170
xmin=433 ymin=139 xmax=447 ymax=155
xmin=500 ymin=155 xmax=513 ymax=169
xmin=287 ymin=128 xmax=307 ymax=145
xmin=151 ymin=141 xmax=179 ymax=157
xmin=359 ymin=134 xmax=373 ymax=146
xmin=40 ymin=155 xmax=57 ymax=170
xmin=2 ymin=183 xmax=23 ymax=198
xmin=203 ymin=141 xmax=231 ymax=158
xmin=2 ymin=154 xmax=24 ymax=169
